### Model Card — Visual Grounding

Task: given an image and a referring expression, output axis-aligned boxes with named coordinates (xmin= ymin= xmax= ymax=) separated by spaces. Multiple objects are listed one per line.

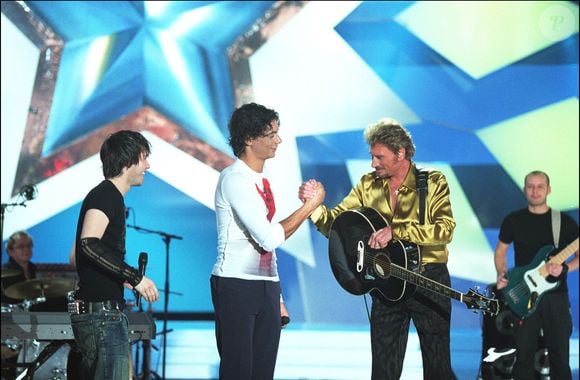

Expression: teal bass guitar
xmin=502 ymin=238 xmax=579 ymax=318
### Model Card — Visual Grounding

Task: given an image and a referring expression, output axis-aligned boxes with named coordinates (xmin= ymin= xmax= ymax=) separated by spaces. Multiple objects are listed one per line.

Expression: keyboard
xmin=1 ymin=311 xmax=156 ymax=341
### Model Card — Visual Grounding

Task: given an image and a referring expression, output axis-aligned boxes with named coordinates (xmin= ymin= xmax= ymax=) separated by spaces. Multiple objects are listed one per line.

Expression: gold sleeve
xmin=310 ymin=173 xmax=389 ymax=237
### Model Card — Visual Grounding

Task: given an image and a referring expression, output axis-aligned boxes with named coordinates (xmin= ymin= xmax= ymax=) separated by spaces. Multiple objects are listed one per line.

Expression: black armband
xmin=80 ymin=237 xmax=143 ymax=287
xmin=559 ymin=262 xmax=569 ymax=278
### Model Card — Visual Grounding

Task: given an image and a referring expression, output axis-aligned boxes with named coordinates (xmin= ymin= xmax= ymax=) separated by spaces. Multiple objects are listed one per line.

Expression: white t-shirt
xmin=212 ymin=159 xmax=285 ymax=281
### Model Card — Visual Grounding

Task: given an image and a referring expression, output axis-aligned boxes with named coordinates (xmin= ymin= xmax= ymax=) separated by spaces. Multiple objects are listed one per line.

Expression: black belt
xmin=68 ymin=299 xmax=125 ymax=315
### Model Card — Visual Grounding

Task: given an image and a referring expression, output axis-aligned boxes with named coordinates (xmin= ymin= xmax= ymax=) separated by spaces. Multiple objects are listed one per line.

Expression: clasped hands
xmin=298 ymin=179 xmax=325 ymax=208
xmin=298 ymin=179 xmax=391 ymax=248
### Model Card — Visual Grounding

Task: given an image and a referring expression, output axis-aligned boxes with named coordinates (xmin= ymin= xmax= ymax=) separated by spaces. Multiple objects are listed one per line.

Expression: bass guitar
xmin=501 ymin=237 xmax=579 ymax=319
xmin=328 ymin=207 xmax=498 ymax=316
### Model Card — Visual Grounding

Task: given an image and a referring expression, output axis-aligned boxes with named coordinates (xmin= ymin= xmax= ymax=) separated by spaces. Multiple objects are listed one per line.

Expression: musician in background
xmin=299 ymin=118 xmax=457 ymax=379
xmin=70 ymin=130 xmax=159 ymax=379
xmin=2 ymin=230 xmax=82 ymax=380
xmin=3 ymin=231 xmax=73 ymax=313
xmin=495 ymin=170 xmax=578 ymax=380
xmin=1 ymin=230 xmax=36 ymax=304
xmin=1 ymin=230 xmax=36 ymax=377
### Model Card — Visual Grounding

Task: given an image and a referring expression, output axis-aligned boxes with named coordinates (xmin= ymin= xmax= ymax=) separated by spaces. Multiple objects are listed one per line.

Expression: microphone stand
xmin=127 ymin=223 xmax=182 ymax=380
xmin=133 ymin=299 xmax=143 ymax=380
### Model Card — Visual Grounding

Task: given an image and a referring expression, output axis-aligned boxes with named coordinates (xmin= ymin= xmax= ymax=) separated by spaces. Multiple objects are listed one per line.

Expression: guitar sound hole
xmin=374 ymin=253 xmax=390 ymax=278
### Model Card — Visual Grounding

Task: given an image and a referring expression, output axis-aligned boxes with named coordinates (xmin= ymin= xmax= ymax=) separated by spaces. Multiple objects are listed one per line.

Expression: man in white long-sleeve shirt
xmin=211 ymin=102 xmax=325 ymax=380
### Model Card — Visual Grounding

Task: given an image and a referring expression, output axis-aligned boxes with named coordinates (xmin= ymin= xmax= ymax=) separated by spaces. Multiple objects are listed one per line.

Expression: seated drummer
xmin=2 ymin=230 xmax=68 ymax=311
xmin=1 ymin=231 xmax=36 ymax=378
xmin=2 ymin=231 xmax=79 ymax=379
xmin=1 ymin=230 xmax=36 ymax=305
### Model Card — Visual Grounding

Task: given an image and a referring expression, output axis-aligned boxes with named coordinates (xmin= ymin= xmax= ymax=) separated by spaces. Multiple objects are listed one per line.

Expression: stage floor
xmin=139 ymin=321 xmax=579 ymax=380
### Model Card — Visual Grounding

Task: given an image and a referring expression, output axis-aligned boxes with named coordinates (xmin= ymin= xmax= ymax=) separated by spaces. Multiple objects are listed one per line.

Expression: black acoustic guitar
xmin=328 ymin=207 xmax=498 ymax=316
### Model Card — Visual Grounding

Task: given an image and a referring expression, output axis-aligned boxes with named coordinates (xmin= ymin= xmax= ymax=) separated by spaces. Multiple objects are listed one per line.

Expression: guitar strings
xmin=368 ymin=253 xmax=457 ymax=298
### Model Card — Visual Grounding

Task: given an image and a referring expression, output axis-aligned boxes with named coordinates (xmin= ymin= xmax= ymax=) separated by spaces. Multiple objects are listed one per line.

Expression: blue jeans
xmin=70 ymin=309 xmax=130 ymax=380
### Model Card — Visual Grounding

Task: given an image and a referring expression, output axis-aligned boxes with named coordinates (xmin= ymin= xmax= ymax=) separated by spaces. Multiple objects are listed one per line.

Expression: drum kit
xmin=1 ymin=268 xmax=78 ymax=379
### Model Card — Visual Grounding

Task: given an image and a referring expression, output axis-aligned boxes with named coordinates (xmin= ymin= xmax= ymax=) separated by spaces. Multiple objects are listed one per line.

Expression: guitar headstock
xmin=464 ymin=289 xmax=499 ymax=316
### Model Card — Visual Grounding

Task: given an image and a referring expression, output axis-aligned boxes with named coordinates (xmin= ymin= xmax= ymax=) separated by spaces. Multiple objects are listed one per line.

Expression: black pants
xmin=513 ymin=292 xmax=572 ymax=380
xmin=210 ymin=276 xmax=281 ymax=380
xmin=370 ymin=264 xmax=456 ymax=380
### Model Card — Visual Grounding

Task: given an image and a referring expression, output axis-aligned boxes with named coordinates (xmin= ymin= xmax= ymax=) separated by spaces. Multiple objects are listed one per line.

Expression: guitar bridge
xmin=356 ymin=240 xmax=365 ymax=273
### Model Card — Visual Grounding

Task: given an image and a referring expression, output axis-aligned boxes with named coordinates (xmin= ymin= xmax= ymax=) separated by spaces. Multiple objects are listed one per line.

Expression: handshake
xmin=298 ymin=179 xmax=325 ymax=206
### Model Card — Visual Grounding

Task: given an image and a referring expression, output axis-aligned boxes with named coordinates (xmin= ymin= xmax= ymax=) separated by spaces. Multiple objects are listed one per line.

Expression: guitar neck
xmin=540 ymin=238 xmax=579 ymax=277
xmin=389 ymin=264 xmax=463 ymax=302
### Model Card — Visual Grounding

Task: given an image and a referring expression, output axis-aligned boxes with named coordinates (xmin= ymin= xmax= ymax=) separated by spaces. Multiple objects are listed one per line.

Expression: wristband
xmin=560 ymin=262 xmax=569 ymax=278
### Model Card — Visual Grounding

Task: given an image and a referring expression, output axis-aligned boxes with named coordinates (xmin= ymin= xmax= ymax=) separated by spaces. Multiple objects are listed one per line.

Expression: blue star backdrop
xmin=1 ymin=1 xmax=578 ymax=334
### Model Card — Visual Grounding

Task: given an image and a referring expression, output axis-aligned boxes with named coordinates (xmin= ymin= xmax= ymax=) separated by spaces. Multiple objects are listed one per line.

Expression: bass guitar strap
xmin=551 ymin=208 xmax=561 ymax=248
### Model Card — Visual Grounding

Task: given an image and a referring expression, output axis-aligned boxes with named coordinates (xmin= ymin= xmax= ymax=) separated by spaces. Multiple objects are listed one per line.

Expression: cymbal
xmin=1 ymin=268 xmax=21 ymax=278
xmin=3 ymin=277 xmax=77 ymax=299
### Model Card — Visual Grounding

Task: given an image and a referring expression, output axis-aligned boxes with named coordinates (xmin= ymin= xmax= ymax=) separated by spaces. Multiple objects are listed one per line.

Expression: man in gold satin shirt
xmin=300 ymin=118 xmax=457 ymax=380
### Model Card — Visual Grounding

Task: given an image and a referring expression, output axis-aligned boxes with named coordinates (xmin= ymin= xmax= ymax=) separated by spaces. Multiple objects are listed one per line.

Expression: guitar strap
xmin=551 ymin=208 xmax=561 ymax=248
xmin=416 ymin=167 xmax=429 ymax=225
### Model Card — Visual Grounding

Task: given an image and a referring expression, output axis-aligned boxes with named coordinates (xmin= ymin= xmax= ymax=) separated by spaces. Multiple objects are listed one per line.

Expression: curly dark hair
xmin=100 ymin=130 xmax=151 ymax=179
xmin=228 ymin=103 xmax=279 ymax=158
